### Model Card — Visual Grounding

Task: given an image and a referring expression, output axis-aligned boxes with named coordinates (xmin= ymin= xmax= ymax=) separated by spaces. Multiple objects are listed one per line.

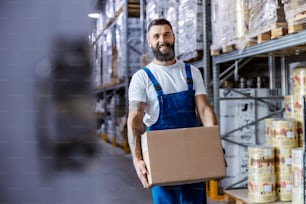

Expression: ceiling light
xmin=88 ymin=13 xmax=100 ymax=19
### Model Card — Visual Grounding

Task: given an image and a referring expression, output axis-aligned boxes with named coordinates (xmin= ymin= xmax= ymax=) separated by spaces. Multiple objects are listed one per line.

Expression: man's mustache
xmin=158 ymin=43 xmax=171 ymax=49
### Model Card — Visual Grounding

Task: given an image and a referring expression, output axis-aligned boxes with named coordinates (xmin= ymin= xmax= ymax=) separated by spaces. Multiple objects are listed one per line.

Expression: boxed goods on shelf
xmin=248 ymin=0 xmax=287 ymax=41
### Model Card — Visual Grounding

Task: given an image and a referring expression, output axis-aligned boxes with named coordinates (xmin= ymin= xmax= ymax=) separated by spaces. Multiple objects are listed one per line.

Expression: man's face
xmin=147 ymin=24 xmax=175 ymax=62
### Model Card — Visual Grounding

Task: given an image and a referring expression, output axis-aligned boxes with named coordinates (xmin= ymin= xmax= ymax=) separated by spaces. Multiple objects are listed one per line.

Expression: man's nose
xmin=159 ymin=35 xmax=166 ymax=43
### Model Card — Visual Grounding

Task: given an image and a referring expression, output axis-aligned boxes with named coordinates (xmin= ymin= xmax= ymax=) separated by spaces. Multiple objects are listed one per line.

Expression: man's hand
xmin=133 ymin=159 xmax=152 ymax=188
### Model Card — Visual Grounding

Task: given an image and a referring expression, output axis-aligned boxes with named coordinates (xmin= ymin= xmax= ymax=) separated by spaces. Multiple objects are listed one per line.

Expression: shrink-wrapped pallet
xmin=211 ymin=0 xmax=249 ymax=52
xmin=248 ymin=0 xmax=287 ymax=38
xmin=177 ymin=0 xmax=203 ymax=59
xmin=282 ymin=0 xmax=306 ymax=24
xmin=116 ymin=14 xmax=141 ymax=81
xmin=211 ymin=0 xmax=235 ymax=51
xmin=102 ymin=30 xmax=113 ymax=85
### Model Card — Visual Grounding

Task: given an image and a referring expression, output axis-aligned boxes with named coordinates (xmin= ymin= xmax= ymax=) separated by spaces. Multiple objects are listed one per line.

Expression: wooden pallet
xmin=288 ymin=23 xmax=306 ymax=34
xmin=287 ymin=10 xmax=306 ymax=33
xmin=210 ymin=25 xmax=288 ymax=56
xmin=210 ymin=44 xmax=236 ymax=56
xmin=224 ymin=189 xmax=290 ymax=204
xmin=251 ymin=26 xmax=288 ymax=44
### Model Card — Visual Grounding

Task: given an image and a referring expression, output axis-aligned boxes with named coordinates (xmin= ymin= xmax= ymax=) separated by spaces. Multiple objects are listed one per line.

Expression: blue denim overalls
xmin=143 ymin=64 xmax=206 ymax=204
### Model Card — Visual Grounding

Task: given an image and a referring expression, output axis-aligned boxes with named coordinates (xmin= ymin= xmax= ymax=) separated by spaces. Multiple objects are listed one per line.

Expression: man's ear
xmin=147 ymin=38 xmax=151 ymax=48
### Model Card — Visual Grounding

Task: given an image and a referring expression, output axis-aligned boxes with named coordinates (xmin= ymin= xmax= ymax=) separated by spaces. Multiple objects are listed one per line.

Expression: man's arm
xmin=195 ymin=94 xmax=217 ymax=126
xmin=127 ymin=101 xmax=151 ymax=188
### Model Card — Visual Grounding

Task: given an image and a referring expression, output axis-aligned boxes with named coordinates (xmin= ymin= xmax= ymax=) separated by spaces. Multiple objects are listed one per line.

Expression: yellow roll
xmin=248 ymin=145 xmax=276 ymax=203
xmin=264 ymin=118 xmax=274 ymax=146
xmin=271 ymin=118 xmax=298 ymax=148
xmin=284 ymin=95 xmax=294 ymax=119
xmin=292 ymin=148 xmax=304 ymax=204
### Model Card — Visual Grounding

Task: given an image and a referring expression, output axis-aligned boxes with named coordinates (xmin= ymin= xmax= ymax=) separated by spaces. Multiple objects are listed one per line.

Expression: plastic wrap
xmin=248 ymin=0 xmax=286 ymax=37
xmin=177 ymin=0 xmax=203 ymax=57
xmin=146 ymin=0 xmax=178 ymax=31
xmin=210 ymin=0 xmax=222 ymax=50
xmin=102 ymin=30 xmax=113 ymax=84
xmin=105 ymin=0 xmax=115 ymax=19
xmin=211 ymin=0 xmax=248 ymax=51
xmin=282 ymin=0 xmax=306 ymax=24
xmin=116 ymin=14 xmax=141 ymax=81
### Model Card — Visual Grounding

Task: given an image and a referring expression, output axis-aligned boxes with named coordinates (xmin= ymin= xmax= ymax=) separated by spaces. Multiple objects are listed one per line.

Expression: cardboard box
xmin=141 ymin=126 xmax=226 ymax=186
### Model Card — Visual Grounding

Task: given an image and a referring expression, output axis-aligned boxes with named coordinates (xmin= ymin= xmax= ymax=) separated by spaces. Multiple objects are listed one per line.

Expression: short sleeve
xmin=128 ymin=70 xmax=148 ymax=103
xmin=191 ymin=66 xmax=207 ymax=95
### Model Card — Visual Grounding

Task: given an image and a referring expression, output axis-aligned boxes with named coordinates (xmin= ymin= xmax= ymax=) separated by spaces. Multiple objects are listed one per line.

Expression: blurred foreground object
xmin=36 ymin=36 xmax=98 ymax=169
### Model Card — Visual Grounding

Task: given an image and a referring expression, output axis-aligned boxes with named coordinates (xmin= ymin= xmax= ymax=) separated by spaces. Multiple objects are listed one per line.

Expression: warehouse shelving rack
xmin=93 ymin=0 xmax=213 ymax=153
xmin=93 ymin=0 xmax=141 ymax=153
xmin=213 ymin=29 xmax=306 ymax=113
xmin=210 ymin=21 xmax=306 ymax=198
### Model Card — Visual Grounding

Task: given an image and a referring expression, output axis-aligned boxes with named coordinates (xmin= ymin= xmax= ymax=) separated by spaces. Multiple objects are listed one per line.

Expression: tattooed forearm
xmin=129 ymin=101 xmax=144 ymax=112
xmin=127 ymin=101 xmax=145 ymax=160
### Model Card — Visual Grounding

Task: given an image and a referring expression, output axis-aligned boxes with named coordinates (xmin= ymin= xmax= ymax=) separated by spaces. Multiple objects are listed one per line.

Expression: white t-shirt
xmin=128 ymin=60 xmax=207 ymax=127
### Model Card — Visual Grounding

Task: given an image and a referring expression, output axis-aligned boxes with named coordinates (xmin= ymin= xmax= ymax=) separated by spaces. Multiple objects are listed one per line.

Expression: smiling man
xmin=127 ymin=18 xmax=217 ymax=204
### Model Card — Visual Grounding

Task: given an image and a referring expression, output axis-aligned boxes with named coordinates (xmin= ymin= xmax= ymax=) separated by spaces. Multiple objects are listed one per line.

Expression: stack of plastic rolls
xmin=271 ymin=118 xmax=298 ymax=201
xmin=248 ymin=145 xmax=276 ymax=203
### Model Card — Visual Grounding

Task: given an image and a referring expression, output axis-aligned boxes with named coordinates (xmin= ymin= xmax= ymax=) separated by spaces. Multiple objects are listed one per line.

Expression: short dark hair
xmin=147 ymin=18 xmax=173 ymax=32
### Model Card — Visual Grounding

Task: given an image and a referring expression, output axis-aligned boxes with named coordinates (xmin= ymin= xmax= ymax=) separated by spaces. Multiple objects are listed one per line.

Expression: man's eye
xmin=153 ymin=35 xmax=159 ymax=40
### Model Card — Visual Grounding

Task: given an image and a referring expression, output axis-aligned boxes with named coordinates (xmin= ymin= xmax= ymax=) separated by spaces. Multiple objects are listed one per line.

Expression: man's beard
xmin=151 ymin=43 xmax=175 ymax=62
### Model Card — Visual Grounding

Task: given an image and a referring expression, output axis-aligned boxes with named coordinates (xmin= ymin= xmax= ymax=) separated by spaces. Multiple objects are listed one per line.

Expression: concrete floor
xmin=42 ymin=140 xmax=153 ymax=204
xmin=40 ymin=140 xmax=226 ymax=204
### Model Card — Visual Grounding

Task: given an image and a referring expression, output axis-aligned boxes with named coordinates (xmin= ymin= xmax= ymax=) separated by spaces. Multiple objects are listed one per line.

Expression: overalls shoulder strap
xmin=185 ymin=63 xmax=193 ymax=90
xmin=143 ymin=67 xmax=163 ymax=96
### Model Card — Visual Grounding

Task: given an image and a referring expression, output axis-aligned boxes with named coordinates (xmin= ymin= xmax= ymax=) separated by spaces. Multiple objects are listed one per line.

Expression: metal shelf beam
xmin=213 ymin=29 xmax=306 ymax=64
